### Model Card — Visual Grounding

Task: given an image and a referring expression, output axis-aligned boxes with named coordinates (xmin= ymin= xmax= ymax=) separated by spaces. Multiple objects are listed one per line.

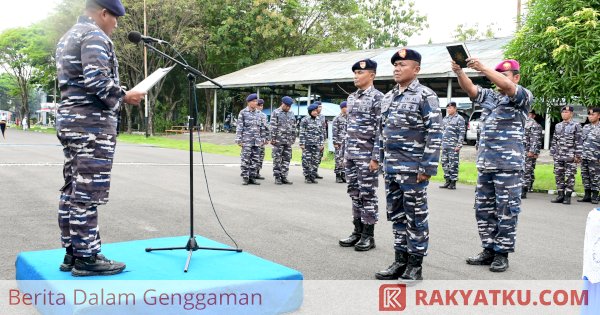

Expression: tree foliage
xmin=360 ymin=0 xmax=427 ymax=48
xmin=505 ymin=0 xmax=600 ymax=114
xmin=452 ymin=23 xmax=500 ymax=42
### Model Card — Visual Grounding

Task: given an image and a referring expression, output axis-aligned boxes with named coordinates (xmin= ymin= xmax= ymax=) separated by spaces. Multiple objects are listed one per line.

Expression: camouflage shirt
xmin=299 ymin=116 xmax=324 ymax=146
xmin=380 ymin=79 xmax=442 ymax=176
xmin=345 ymin=85 xmax=383 ymax=161
xmin=582 ymin=123 xmax=600 ymax=160
xmin=55 ymin=16 xmax=125 ymax=135
xmin=550 ymin=120 xmax=582 ymax=161
xmin=441 ymin=113 xmax=465 ymax=149
xmin=269 ymin=107 xmax=296 ymax=145
xmin=524 ymin=117 xmax=543 ymax=155
xmin=259 ymin=111 xmax=270 ymax=142
xmin=235 ymin=107 xmax=267 ymax=146
xmin=317 ymin=114 xmax=327 ymax=139
xmin=473 ymin=85 xmax=532 ymax=171
xmin=332 ymin=113 xmax=348 ymax=146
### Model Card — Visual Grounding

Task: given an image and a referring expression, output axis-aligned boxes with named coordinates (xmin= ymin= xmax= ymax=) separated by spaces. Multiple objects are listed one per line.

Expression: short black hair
xmin=447 ymin=101 xmax=457 ymax=108
xmin=589 ymin=107 xmax=600 ymax=114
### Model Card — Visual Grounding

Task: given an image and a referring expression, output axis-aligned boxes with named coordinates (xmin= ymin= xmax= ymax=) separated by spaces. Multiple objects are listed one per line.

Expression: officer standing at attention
xmin=236 ymin=93 xmax=267 ymax=185
xmin=374 ymin=49 xmax=442 ymax=282
xmin=521 ymin=110 xmax=543 ymax=198
xmin=270 ymin=96 xmax=296 ymax=185
xmin=338 ymin=58 xmax=383 ymax=252
xmin=550 ymin=105 xmax=582 ymax=204
xmin=55 ymin=0 xmax=145 ymax=276
xmin=255 ymin=98 xmax=268 ymax=180
xmin=453 ymin=58 xmax=532 ymax=273
xmin=300 ymin=103 xmax=324 ymax=183
xmin=315 ymin=102 xmax=327 ymax=179
xmin=579 ymin=108 xmax=600 ymax=204
xmin=332 ymin=101 xmax=348 ymax=183
xmin=439 ymin=101 xmax=465 ymax=190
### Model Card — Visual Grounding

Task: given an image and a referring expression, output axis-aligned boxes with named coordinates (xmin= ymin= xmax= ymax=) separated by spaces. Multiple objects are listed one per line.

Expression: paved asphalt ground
xmin=0 ymin=129 xmax=593 ymax=281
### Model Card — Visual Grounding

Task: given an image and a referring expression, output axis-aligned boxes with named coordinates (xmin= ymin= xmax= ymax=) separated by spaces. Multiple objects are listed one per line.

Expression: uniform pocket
xmin=72 ymin=155 xmax=114 ymax=204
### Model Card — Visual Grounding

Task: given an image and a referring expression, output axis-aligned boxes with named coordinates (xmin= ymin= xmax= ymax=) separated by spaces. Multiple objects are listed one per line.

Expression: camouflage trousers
xmin=334 ymin=142 xmax=346 ymax=174
xmin=57 ymin=131 xmax=116 ymax=257
xmin=258 ymin=146 xmax=265 ymax=173
xmin=553 ymin=159 xmax=577 ymax=193
xmin=441 ymin=148 xmax=460 ymax=181
xmin=302 ymin=144 xmax=320 ymax=178
xmin=346 ymin=157 xmax=379 ymax=225
xmin=582 ymin=159 xmax=600 ymax=191
xmin=240 ymin=145 xmax=260 ymax=179
xmin=475 ymin=170 xmax=521 ymax=253
xmin=385 ymin=173 xmax=429 ymax=256
xmin=272 ymin=143 xmax=292 ymax=179
xmin=521 ymin=156 xmax=537 ymax=191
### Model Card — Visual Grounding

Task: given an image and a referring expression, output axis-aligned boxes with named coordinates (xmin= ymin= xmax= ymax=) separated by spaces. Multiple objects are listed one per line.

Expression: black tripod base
xmin=145 ymin=236 xmax=242 ymax=272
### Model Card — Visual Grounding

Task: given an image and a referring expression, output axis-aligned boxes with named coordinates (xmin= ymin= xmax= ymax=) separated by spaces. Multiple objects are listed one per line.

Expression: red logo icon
xmin=379 ymin=284 xmax=406 ymax=311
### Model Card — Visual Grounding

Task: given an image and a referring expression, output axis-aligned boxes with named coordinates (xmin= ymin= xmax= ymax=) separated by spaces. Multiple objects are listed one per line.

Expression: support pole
xmin=213 ymin=89 xmax=217 ymax=133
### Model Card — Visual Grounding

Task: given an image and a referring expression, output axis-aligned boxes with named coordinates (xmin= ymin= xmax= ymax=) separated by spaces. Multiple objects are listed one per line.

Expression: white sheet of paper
xmin=132 ymin=66 xmax=175 ymax=92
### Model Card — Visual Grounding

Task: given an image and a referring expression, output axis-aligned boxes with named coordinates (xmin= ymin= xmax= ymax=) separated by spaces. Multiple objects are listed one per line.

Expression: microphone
xmin=127 ymin=31 xmax=168 ymax=44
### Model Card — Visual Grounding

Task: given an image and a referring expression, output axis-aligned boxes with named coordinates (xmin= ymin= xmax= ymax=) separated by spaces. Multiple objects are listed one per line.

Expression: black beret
xmin=391 ymin=48 xmax=421 ymax=65
xmin=91 ymin=0 xmax=126 ymax=17
xmin=351 ymin=59 xmax=377 ymax=72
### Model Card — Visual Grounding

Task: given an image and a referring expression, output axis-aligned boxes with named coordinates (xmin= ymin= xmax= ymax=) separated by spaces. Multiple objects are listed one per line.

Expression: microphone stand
xmin=142 ymin=42 xmax=242 ymax=272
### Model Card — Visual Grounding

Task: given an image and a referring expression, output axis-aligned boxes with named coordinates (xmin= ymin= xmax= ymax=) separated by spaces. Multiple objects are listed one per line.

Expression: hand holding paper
xmin=132 ymin=66 xmax=175 ymax=92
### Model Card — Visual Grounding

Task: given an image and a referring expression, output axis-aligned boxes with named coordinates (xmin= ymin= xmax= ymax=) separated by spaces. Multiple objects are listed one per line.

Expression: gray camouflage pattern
xmin=581 ymin=123 xmax=600 ymax=191
xmin=300 ymin=116 xmax=323 ymax=178
xmin=551 ymin=120 xmax=582 ymax=193
xmin=236 ymin=106 xmax=267 ymax=179
xmin=522 ymin=117 xmax=543 ymax=190
xmin=441 ymin=113 xmax=464 ymax=181
xmin=332 ymin=113 xmax=348 ymax=174
xmin=270 ymin=107 xmax=296 ymax=179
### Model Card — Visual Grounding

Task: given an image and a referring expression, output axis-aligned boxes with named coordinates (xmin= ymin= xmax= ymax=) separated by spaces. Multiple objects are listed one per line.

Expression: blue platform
xmin=15 ymin=236 xmax=303 ymax=314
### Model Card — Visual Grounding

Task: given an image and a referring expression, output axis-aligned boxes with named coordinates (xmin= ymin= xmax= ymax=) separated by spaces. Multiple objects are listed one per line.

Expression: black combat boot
xmin=466 ymin=248 xmax=495 ymax=265
xmin=255 ymin=173 xmax=265 ymax=180
xmin=399 ymin=254 xmax=423 ymax=283
xmin=521 ymin=187 xmax=528 ymax=199
xmin=341 ymin=172 xmax=347 ymax=183
xmin=60 ymin=246 xmax=75 ymax=271
xmin=339 ymin=218 xmax=363 ymax=247
xmin=448 ymin=180 xmax=456 ymax=190
xmin=578 ymin=189 xmax=592 ymax=202
xmin=489 ymin=252 xmax=509 ymax=272
xmin=354 ymin=224 xmax=375 ymax=251
xmin=71 ymin=254 xmax=126 ymax=277
xmin=563 ymin=192 xmax=572 ymax=205
xmin=305 ymin=176 xmax=317 ymax=184
xmin=551 ymin=191 xmax=565 ymax=203
xmin=592 ymin=191 xmax=599 ymax=205
xmin=248 ymin=178 xmax=261 ymax=185
xmin=375 ymin=250 xmax=408 ymax=280
xmin=335 ymin=173 xmax=344 ymax=183
xmin=242 ymin=178 xmax=250 ymax=185
xmin=315 ymin=173 xmax=323 ymax=179
xmin=275 ymin=177 xmax=283 ymax=185
xmin=439 ymin=179 xmax=450 ymax=189
xmin=281 ymin=177 xmax=293 ymax=185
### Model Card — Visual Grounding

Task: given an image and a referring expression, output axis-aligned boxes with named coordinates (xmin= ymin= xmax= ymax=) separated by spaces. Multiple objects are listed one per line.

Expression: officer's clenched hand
xmin=300 ymin=145 xmax=304 ymax=150
xmin=416 ymin=173 xmax=431 ymax=183
xmin=466 ymin=57 xmax=485 ymax=72
xmin=450 ymin=60 xmax=462 ymax=73
xmin=369 ymin=160 xmax=379 ymax=171
xmin=124 ymin=90 xmax=146 ymax=106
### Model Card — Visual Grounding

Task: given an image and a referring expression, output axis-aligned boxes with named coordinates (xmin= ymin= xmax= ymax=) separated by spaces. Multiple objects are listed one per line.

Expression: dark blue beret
xmin=281 ymin=96 xmax=293 ymax=106
xmin=352 ymin=58 xmax=377 ymax=72
xmin=257 ymin=99 xmax=264 ymax=105
xmin=340 ymin=101 xmax=347 ymax=108
xmin=391 ymin=48 xmax=421 ymax=65
xmin=561 ymin=105 xmax=574 ymax=112
xmin=246 ymin=93 xmax=258 ymax=102
xmin=307 ymin=103 xmax=319 ymax=112
xmin=92 ymin=0 xmax=126 ymax=17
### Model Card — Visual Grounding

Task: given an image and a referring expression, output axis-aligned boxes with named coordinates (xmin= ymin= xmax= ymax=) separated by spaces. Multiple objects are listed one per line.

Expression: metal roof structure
xmin=198 ymin=37 xmax=512 ymax=90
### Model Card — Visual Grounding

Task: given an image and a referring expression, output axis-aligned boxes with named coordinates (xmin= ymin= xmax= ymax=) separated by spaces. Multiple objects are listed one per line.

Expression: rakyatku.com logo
xmin=379 ymin=284 xmax=406 ymax=311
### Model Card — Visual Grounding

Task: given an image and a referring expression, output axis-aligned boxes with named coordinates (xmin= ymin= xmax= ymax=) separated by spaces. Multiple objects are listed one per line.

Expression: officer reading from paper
xmin=55 ymin=0 xmax=145 ymax=276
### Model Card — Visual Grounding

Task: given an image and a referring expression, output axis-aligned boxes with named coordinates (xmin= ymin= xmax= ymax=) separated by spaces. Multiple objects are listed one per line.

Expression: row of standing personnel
xmin=235 ymin=48 xmax=534 ymax=283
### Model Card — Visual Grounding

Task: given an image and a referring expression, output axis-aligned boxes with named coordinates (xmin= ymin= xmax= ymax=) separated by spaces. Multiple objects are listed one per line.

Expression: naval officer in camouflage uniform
xmin=300 ymin=103 xmax=324 ymax=183
xmin=550 ymin=105 xmax=582 ymax=204
xmin=255 ymin=99 xmax=268 ymax=180
xmin=315 ymin=102 xmax=327 ymax=179
xmin=338 ymin=59 xmax=383 ymax=252
xmin=453 ymin=58 xmax=532 ymax=273
xmin=236 ymin=93 xmax=268 ymax=185
xmin=521 ymin=110 xmax=543 ymax=198
xmin=374 ymin=49 xmax=441 ymax=282
xmin=332 ymin=101 xmax=348 ymax=183
xmin=270 ymin=96 xmax=296 ymax=185
xmin=579 ymin=108 xmax=600 ymax=204
xmin=56 ymin=0 xmax=145 ymax=276
xmin=439 ymin=101 xmax=465 ymax=190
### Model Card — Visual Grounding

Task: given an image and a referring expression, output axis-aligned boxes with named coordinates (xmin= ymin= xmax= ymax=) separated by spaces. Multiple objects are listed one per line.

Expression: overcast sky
xmin=0 ymin=0 xmax=521 ymax=44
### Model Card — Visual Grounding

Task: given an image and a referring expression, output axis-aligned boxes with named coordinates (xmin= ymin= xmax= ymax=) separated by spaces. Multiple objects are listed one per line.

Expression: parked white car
xmin=466 ymin=110 xmax=483 ymax=145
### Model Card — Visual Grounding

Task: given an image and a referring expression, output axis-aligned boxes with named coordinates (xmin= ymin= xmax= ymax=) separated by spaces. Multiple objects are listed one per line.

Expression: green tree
xmin=360 ymin=0 xmax=428 ymax=48
xmin=0 ymin=26 xmax=53 ymax=121
xmin=505 ymin=0 xmax=600 ymax=114
xmin=453 ymin=23 xmax=500 ymax=42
